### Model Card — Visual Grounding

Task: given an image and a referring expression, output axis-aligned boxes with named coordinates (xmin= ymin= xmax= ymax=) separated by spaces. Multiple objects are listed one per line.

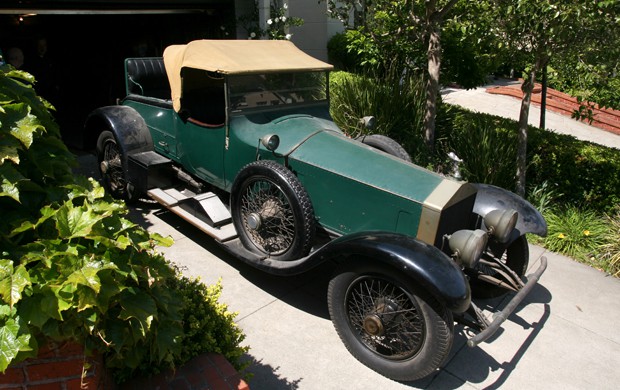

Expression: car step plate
xmin=148 ymin=188 xmax=237 ymax=242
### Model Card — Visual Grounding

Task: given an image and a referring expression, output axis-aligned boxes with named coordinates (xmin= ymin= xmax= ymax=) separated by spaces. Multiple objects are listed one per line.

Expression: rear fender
xmin=83 ymin=106 xmax=153 ymax=158
xmin=473 ymin=183 xmax=547 ymax=243
xmin=316 ymin=232 xmax=471 ymax=313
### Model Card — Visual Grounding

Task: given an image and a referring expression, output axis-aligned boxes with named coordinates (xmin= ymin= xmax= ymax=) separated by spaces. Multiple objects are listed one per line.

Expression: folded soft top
xmin=163 ymin=39 xmax=333 ymax=111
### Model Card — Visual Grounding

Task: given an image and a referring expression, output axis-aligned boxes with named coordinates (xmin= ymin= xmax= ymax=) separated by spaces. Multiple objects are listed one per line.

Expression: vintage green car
xmin=84 ymin=39 xmax=547 ymax=382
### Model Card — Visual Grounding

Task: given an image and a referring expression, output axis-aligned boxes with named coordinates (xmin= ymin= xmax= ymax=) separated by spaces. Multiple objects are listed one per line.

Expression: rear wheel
xmin=96 ymin=130 xmax=140 ymax=202
xmin=328 ymin=259 xmax=454 ymax=382
xmin=231 ymin=160 xmax=315 ymax=261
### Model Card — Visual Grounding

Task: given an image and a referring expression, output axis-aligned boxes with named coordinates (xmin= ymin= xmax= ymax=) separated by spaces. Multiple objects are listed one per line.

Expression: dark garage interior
xmin=0 ymin=1 xmax=234 ymax=149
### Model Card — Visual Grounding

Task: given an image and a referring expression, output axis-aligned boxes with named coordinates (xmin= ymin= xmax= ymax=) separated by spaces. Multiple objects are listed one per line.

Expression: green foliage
xmin=528 ymin=127 xmax=620 ymax=214
xmin=439 ymin=110 xmax=518 ymax=190
xmin=600 ymin=210 xmax=620 ymax=277
xmin=172 ymin=276 xmax=248 ymax=370
xmin=0 ymin=65 xmax=247 ymax=380
xmin=327 ymin=31 xmax=367 ymax=72
xmin=526 ymin=180 xmax=562 ymax=216
xmin=329 ymin=71 xmax=427 ymax=159
xmin=543 ymin=207 xmax=608 ymax=264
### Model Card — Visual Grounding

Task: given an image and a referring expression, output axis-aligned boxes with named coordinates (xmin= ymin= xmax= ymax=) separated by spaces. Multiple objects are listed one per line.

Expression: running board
xmin=148 ymin=188 xmax=237 ymax=242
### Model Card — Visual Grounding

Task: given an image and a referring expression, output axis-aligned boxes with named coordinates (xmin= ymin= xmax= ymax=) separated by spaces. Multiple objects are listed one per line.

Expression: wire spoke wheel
xmin=102 ymin=140 xmax=126 ymax=194
xmin=328 ymin=260 xmax=453 ymax=381
xmin=346 ymin=276 xmax=425 ymax=360
xmin=96 ymin=130 xmax=134 ymax=200
xmin=239 ymin=178 xmax=296 ymax=255
xmin=232 ymin=160 xmax=315 ymax=261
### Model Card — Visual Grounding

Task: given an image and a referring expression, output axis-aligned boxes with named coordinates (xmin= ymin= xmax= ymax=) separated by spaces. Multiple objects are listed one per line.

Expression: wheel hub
xmin=100 ymin=161 xmax=109 ymax=174
xmin=246 ymin=213 xmax=262 ymax=230
xmin=363 ymin=314 xmax=385 ymax=336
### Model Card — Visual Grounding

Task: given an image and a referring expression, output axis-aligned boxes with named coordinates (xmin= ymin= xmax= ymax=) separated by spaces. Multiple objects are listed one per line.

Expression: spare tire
xmin=231 ymin=160 xmax=316 ymax=261
xmin=357 ymin=134 xmax=412 ymax=162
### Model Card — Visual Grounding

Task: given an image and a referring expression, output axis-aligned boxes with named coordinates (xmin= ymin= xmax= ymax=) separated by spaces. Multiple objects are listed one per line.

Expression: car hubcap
xmin=246 ymin=213 xmax=262 ymax=230
xmin=346 ymin=276 xmax=425 ymax=360
xmin=240 ymin=179 xmax=295 ymax=255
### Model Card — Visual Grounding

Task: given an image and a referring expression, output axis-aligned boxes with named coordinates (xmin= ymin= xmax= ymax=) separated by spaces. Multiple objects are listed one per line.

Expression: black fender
xmin=226 ymin=231 xmax=471 ymax=313
xmin=83 ymin=105 xmax=153 ymax=159
xmin=473 ymin=183 xmax=547 ymax=243
xmin=318 ymin=232 xmax=470 ymax=313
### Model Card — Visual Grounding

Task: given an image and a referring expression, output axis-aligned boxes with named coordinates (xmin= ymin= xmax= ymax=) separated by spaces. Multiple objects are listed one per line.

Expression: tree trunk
xmin=424 ymin=25 xmax=441 ymax=150
xmin=515 ymin=69 xmax=537 ymax=197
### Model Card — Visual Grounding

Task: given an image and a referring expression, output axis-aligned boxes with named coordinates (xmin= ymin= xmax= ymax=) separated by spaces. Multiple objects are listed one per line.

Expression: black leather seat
xmin=124 ymin=57 xmax=170 ymax=100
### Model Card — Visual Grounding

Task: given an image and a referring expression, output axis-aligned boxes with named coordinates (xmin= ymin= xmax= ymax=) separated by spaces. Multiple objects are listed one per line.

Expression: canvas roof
xmin=163 ymin=39 xmax=333 ymax=111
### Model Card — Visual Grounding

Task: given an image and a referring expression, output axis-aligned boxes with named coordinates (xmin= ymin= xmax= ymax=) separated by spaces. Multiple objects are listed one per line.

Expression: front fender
xmin=473 ymin=183 xmax=547 ymax=241
xmin=223 ymin=231 xmax=470 ymax=313
xmin=315 ymin=232 xmax=471 ymax=313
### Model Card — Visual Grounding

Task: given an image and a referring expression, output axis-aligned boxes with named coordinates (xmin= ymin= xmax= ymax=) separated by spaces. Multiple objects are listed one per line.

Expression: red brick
xmin=0 ymin=366 xmax=25 ymax=383
xmin=54 ymin=341 xmax=85 ymax=357
xmin=208 ymin=354 xmax=238 ymax=378
xmin=27 ymin=382 xmax=64 ymax=390
xmin=27 ymin=358 xmax=85 ymax=381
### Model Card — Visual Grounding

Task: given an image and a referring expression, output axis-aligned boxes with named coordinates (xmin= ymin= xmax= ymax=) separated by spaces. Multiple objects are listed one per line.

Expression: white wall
xmin=235 ymin=0 xmax=343 ymax=62
xmin=287 ymin=0 xmax=343 ymax=61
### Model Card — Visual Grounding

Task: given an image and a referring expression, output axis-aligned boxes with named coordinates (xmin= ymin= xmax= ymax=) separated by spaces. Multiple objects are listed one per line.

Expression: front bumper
xmin=467 ymin=256 xmax=548 ymax=347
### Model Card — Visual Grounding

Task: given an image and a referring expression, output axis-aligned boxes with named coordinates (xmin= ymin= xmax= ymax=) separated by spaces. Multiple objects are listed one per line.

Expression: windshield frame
xmin=226 ymin=70 xmax=330 ymax=116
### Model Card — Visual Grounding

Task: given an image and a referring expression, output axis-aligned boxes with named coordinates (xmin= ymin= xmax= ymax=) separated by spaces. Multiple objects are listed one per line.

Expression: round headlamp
xmin=449 ymin=229 xmax=488 ymax=268
xmin=484 ymin=209 xmax=518 ymax=243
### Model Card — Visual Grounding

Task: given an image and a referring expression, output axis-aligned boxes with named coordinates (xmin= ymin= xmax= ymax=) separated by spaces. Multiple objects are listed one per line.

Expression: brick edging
xmin=486 ymin=83 xmax=620 ymax=136
xmin=118 ymin=353 xmax=250 ymax=390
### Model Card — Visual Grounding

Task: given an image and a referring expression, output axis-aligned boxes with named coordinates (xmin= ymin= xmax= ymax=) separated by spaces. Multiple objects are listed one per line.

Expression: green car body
xmin=84 ymin=40 xmax=548 ymax=382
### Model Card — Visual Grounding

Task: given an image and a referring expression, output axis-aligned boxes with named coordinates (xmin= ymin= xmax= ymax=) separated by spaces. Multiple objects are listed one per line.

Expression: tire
xmin=96 ymin=130 xmax=139 ymax=202
xmin=328 ymin=259 xmax=454 ymax=382
xmin=231 ymin=160 xmax=315 ymax=261
xmin=471 ymin=235 xmax=530 ymax=299
xmin=357 ymin=134 xmax=412 ymax=162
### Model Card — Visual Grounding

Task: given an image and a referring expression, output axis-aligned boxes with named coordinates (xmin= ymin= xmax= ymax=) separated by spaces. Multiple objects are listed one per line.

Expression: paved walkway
xmin=441 ymin=79 xmax=620 ymax=150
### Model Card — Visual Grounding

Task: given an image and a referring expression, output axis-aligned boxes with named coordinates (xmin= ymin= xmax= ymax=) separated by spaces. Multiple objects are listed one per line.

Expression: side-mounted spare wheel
xmin=231 ymin=160 xmax=316 ymax=261
xmin=96 ymin=130 xmax=139 ymax=203
xmin=328 ymin=259 xmax=454 ymax=382
xmin=357 ymin=134 xmax=412 ymax=163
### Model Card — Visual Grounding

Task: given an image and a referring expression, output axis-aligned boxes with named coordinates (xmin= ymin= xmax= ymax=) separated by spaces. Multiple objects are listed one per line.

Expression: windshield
xmin=228 ymin=71 xmax=328 ymax=112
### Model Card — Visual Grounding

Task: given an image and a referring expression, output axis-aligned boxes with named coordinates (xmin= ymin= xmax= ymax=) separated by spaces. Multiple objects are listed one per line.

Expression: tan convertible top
xmin=163 ymin=39 xmax=333 ymax=111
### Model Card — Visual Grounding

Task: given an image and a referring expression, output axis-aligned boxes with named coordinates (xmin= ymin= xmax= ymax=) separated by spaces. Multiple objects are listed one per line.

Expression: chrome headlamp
xmin=448 ymin=229 xmax=488 ymax=268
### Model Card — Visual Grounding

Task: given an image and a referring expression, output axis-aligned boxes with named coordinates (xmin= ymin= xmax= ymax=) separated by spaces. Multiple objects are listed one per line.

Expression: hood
xmin=290 ymin=130 xmax=463 ymax=204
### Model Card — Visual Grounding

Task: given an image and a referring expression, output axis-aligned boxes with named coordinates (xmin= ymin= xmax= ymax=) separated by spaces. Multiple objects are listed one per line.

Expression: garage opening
xmin=0 ymin=2 xmax=235 ymax=149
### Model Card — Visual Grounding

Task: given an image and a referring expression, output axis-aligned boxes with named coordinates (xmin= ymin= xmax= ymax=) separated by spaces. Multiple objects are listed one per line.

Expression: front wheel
xmin=328 ymin=259 xmax=454 ymax=382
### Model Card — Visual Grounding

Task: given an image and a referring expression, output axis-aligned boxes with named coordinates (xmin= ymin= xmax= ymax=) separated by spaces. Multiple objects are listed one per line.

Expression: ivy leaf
xmin=0 ymin=316 xmax=31 ymax=373
xmin=119 ymin=288 xmax=157 ymax=338
xmin=0 ymin=260 xmax=31 ymax=307
xmin=55 ymin=201 xmax=100 ymax=239
xmin=0 ymin=164 xmax=26 ymax=202
xmin=65 ymin=259 xmax=102 ymax=294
